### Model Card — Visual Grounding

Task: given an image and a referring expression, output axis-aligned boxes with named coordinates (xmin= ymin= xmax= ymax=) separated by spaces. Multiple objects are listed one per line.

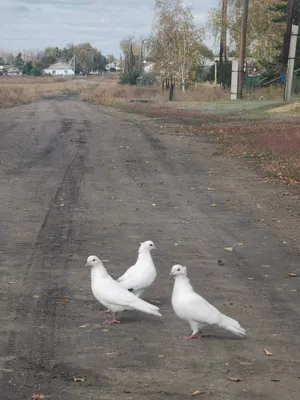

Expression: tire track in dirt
xmin=4 ymin=108 xmax=90 ymax=398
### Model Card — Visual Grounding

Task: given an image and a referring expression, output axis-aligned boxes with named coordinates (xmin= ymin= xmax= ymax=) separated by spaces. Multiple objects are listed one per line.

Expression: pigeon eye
xmin=150 ymin=244 xmax=153 ymax=246
xmin=177 ymin=268 xmax=180 ymax=271
xmin=93 ymin=258 xmax=95 ymax=262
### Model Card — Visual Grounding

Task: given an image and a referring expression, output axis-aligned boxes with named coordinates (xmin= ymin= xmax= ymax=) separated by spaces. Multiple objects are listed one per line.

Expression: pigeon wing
xmin=93 ymin=276 xmax=159 ymax=310
xmin=117 ymin=265 xmax=146 ymax=291
xmin=182 ymin=291 xmax=222 ymax=326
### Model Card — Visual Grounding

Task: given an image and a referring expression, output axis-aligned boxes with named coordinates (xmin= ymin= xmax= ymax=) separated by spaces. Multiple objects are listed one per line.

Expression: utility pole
xmin=219 ymin=0 xmax=228 ymax=62
xmin=284 ymin=24 xmax=299 ymax=101
xmin=237 ymin=0 xmax=249 ymax=99
xmin=282 ymin=0 xmax=295 ymax=69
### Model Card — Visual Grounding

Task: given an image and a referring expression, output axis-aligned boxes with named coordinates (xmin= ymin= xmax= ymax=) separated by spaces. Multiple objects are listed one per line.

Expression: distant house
xmin=143 ymin=62 xmax=155 ymax=73
xmin=7 ymin=66 xmax=21 ymax=75
xmin=43 ymin=61 xmax=74 ymax=76
xmin=105 ymin=62 xmax=121 ymax=72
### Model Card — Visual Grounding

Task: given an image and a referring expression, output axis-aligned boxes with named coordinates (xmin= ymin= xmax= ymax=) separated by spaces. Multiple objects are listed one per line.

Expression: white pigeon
xmin=86 ymin=255 xmax=162 ymax=324
xmin=117 ymin=240 xmax=157 ymax=298
xmin=170 ymin=264 xmax=246 ymax=339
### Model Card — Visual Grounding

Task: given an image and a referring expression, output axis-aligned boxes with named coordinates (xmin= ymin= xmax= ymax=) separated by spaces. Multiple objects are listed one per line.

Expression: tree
xmin=119 ymin=39 xmax=143 ymax=84
xmin=106 ymin=54 xmax=116 ymax=63
xmin=120 ymin=36 xmax=143 ymax=57
xmin=13 ymin=52 xmax=25 ymax=70
xmin=271 ymin=0 xmax=300 ymax=69
xmin=23 ymin=61 xmax=33 ymax=75
xmin=150 ymin=0 xmax=205 ymax=91
xmin=36 ymin=47 xmax=61 ymax=69
xmin=208 ymin=0 xmax=285 ymax=68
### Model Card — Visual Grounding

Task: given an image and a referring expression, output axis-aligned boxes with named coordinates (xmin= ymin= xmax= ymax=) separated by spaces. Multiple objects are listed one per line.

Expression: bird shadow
xmin=118 ymin=311 xmax=163 ymax=325
xmin=200 ymin=328 xmax=247 ymax=340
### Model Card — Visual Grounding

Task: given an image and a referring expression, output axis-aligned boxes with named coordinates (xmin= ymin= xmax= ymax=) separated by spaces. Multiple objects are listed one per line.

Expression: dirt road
xmin=1 ymin=95 xmax=300 ymax=400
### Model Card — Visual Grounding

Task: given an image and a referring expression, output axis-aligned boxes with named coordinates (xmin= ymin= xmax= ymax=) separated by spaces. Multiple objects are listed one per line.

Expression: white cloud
xmin=0 ymin=0 xmax=218 ymax=55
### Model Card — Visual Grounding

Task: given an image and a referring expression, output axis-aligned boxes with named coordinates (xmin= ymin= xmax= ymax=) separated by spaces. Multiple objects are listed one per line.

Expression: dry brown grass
xmin=80 ymin=82 xmax=229 ymax=106
xmin=0 ymin=76 xmax=92 ymax=108
xmin=267 ymin=102 xmax=300 ymax=114
xmin=244 ymin=85 xmax=284 ymax=100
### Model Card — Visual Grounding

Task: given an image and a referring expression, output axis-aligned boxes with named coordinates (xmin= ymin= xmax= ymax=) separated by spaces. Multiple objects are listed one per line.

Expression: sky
xmin=0 ymin=0 xmax=218 ymax=57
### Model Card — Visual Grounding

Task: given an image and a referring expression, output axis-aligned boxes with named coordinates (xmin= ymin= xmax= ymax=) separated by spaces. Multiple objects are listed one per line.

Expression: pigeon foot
xmin=103 ymin=319 xmax=120 ymax=325
xmin=180 ymin=334 xmax=202 ymax=340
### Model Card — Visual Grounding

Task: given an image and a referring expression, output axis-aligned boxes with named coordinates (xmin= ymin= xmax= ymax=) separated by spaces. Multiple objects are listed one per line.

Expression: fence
xmin=196 ymin=61 xmax=232 ymax=89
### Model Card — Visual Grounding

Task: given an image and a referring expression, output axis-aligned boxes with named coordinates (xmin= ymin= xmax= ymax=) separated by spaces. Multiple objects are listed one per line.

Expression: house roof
xmin=46 ymin=61 xmax=73 ymax=70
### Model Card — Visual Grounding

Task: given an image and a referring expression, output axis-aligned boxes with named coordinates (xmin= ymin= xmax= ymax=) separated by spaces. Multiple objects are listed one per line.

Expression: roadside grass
xmin=80 ymin=82 xmax=229 ymax=105
xmin=0 ymin=76 xmax=95 ymax=108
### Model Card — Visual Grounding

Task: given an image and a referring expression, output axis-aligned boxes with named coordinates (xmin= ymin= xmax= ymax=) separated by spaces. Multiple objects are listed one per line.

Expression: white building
xmin=43 ymin=61 xmax=74 ymax=76
xmin=144 ymin=62 xmax=155 ymax=73
xmin=105 ymin=62 xmax=121 ymax=71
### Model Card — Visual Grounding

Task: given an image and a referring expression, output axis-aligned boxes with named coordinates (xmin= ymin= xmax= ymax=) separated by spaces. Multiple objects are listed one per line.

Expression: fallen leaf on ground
xmin=79 ymin=324 xmax=90 ymax=328
xmin=218 ymin=260 xmax=225 ymax=266
xmin=73 ymin=377 xmax=85 ymax=382
xmin=228 ymin=376 xmax=241 ymax=382
xmin=191 ymin=391 xmax=203 ymax=396
xmin=207 ymin=188 xmax=215 ymax=191
xmin=211 ymin=203 xmax=217 ymax=207
xmin=288 ymin=273 xmax=298 ymax=277
xmin=6 ymin=281 xmax=14 ymax=284
xmin=32 ymin=395 xmax=45 ymax=399
xmin=263 ymin=349 xmax=273 ymax=356
xmin=271 ymin=379 xmax=280 ymax=382
xmin=0 ymin=367 xmax=13 ymax=372
xmin=224 ymin=247 xmax=233 ymax=252
xmin=237 ymin=242 xmax=243 ymax=246
xmin=239 ymin=361 xmax=252 ymax=366
xmin=56 ymin=298 xmax=70 ymax=303
xmin=152 ymin=203 xmax=156 ymax=207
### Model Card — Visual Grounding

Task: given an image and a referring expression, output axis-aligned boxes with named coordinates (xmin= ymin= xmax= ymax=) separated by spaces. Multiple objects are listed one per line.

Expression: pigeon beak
xmin=152 ymin=244 xmax=157 ymax=250
xmin=169 ymin=271 xmax=173 ymax=276
xmin=84 ymin=262 xmax=88 ymax=267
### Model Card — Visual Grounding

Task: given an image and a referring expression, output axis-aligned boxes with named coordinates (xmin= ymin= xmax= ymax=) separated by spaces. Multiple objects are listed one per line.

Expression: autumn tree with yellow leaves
xmin=208 ymin=0 xmax=285 ymax=67
xmin=149 ymin=0 xmax=206 ymax=91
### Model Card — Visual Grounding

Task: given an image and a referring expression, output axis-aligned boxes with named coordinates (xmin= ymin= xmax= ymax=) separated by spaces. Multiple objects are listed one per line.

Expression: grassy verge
xmin=0 ymin=76 xmax=96 ymax=108
xmin=80 ymin=81 xmax=229 ymax=105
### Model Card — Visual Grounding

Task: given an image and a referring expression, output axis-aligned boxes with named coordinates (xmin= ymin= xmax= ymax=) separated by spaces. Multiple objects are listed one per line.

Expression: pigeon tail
xmin=131 ymin=297 xmax=162 ymax=318
xmin=218 ymin=314 xmax=246 ymax=337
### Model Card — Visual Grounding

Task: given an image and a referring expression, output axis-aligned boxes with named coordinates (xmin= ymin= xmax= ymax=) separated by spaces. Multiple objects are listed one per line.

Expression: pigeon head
xmin=85 ymin=255 xmax=101 ymax=267
xmin=139 ymin=240 xmax=156 ymax=252
xmin=169 ymin=264 xmax=187 ymax=277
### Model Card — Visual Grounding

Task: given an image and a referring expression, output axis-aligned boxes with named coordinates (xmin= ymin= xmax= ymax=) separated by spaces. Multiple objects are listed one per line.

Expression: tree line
xmin=118 ymin=0 xmax=300 ymax=91
xmin=119 ymin=0 xmax=214 ymax=91
xmin=0 ymin=43 xmax=112 ymax=76
xmin=209 ymin=0 xmax=300 ymax=75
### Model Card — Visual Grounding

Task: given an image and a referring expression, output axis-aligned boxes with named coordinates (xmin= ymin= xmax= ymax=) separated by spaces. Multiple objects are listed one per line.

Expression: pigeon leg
xmin=103 ymin=312 xmax=120 ymax=325
xmin=180 ymin=334 xmax=202 ymax=340
xmin=98 ymin=309 xmax=111 ymax=315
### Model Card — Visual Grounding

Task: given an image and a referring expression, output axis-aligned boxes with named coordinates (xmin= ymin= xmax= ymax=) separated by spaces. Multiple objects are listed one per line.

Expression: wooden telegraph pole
xmin=282 ymin=0 xmax=295 ymax=68
xmin=237 ymin=0 xmax=250 ymax=99
xmin=219 ymin=0 xmax=228 ymax=63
